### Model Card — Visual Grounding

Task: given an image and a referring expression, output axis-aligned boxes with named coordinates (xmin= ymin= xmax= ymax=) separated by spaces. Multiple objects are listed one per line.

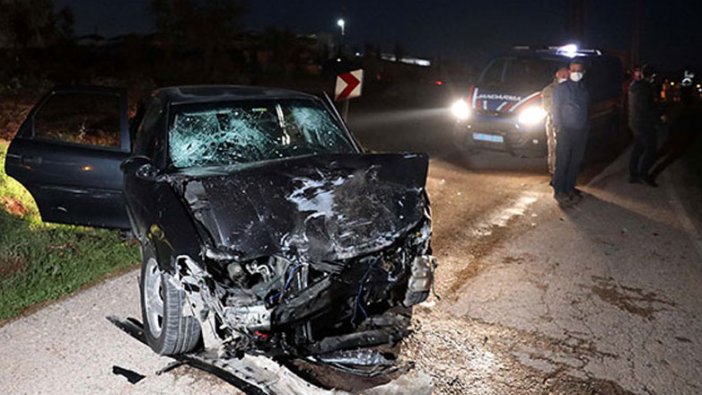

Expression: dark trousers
xmin=629 ymin=128 xmax=657 ymax=178
xmin=552 ymin=127 xmax=588 ymax=194
xmin=651 ymin=130 xmax=699 ymax=180
xmin=546 ymin=117 xmax=557 ymax=174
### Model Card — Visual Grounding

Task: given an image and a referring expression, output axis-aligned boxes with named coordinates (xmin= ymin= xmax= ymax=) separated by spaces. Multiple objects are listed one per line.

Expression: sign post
xmin=334 ymin=69 xmax=363 ymax=121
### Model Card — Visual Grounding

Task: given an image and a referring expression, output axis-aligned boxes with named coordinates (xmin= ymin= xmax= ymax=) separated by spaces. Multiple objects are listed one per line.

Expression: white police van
xmin=451 ymin=45 xmax=625 ymax=158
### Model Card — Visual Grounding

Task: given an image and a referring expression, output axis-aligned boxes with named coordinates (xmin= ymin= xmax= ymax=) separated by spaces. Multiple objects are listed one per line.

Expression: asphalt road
xmin=351 ymin=106 xmax=702 ymax=394
xmin=1 ymin=104 xmax=701 ymax=394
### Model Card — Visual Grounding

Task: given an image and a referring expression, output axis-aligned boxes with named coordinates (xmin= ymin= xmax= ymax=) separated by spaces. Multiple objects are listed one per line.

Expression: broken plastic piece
xmin=112 ymin=366 xmax=145 ymax=384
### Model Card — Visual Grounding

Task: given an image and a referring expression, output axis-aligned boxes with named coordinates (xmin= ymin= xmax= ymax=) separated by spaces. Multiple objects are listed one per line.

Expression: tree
xmin=394 ymin=42 xmax=406 ymax=62
xmin=151 ymin=0 xmax=248 ymax=78
xmin=259 ymin=28 xmax=301 ymax=75
xmin=0 ymin=0 xmax=70 ymax=49
xmin=56 ymin=6 xmax=75 ymax=40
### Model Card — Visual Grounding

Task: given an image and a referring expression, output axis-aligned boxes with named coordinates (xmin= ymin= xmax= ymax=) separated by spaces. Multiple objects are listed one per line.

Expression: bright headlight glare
xmin=518 ymin=106 xmax=547 ymax=125
xmin=451 ymin=99 xmax=471 ymax=120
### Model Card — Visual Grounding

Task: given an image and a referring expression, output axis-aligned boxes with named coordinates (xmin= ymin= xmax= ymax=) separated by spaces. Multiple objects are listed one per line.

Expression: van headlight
xmin=451 ymin=99 xmax=471 ymax=120
xmin=517 ymin=106 xmax=547 ymax=126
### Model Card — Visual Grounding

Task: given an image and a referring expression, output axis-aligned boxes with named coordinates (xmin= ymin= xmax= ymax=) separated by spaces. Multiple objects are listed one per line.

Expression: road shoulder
xmin=448 ymin=150 xmax=702 ymax=394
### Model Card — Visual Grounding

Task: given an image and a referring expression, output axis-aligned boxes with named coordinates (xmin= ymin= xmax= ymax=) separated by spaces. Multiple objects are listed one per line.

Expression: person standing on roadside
xmin=551 ymin=59 xmax=590 ymax=205
xmin=542 ymin=67 xmax=571 ymax=174
xmin=628 ymin=65 xmax=663 ymax=187
xmin=650 ymin=82 xmax=702 ymax=180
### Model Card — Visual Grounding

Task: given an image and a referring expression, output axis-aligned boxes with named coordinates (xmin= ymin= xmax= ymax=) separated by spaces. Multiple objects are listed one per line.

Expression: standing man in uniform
xmin=628 ymin=65 xmax=662 ymax=187
xmin=649 ymin=77 xmax=701 ymax=181
xmin=542 ymin=67 xmax=571 ymax=174
xmin=552 ymin=59 xmax=590 ymax=205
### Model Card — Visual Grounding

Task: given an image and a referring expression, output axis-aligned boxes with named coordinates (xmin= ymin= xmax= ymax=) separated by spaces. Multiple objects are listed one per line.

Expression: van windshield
xmin=479 ymin=57 xmax=562 ymax=89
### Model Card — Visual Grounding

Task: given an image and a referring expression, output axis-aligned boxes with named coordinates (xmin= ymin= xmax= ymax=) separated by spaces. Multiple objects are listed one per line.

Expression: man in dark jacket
xmin=628 ymin=65 xmax=661 ymax=187
xmin=552 ymin=59 xmax=590 ymax=205
xmin=650 ymin=84 xmax=702 ymax=180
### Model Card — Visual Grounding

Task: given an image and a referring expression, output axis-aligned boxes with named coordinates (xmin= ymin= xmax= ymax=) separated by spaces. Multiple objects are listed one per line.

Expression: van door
xmin=4 ymin=86 xmax=131 ymax=229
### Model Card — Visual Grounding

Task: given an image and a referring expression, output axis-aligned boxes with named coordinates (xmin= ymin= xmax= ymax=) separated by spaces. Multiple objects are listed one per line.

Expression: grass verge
xmin=0 ymin=139 xmax=139 ymax=322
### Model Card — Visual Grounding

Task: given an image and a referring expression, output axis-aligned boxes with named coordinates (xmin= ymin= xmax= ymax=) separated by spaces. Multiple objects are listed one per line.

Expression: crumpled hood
xmin=170 ymin=153 xmax=429 ymax=262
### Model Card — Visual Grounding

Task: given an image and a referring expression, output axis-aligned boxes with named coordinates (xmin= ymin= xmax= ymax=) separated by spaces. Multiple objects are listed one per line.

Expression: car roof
xmin=154 ymin=85 xmax=318 ymax=105
xmin=497 ymin=48 xmax=618 ymax=62
xmin=499 ymin=52 xmax=585 ymax=62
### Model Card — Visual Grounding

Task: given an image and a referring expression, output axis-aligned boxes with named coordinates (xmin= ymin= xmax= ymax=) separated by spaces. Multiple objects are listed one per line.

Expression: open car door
xmin=4 ymin=86 xmax=131 ymax=229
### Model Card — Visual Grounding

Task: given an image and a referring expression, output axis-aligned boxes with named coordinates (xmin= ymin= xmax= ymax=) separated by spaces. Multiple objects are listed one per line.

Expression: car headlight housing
xmin=517 ymin=106 xmax=547 ymax=126
xmin=451 ymin=99 xmax=471 ymax=120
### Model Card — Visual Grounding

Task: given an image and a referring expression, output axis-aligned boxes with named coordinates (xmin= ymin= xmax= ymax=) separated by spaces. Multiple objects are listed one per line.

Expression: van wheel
xmin=140 ymin=247 xmax=201 ymax=355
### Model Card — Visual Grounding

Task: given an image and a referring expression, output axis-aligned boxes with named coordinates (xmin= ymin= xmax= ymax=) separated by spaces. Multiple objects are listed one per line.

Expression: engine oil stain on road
xmin=589 ymin=276 xmax=676 ymax=320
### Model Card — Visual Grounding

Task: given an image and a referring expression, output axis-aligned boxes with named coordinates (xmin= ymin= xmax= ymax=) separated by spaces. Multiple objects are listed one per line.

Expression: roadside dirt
xmin=0 ymin=95 xmax=33 ymax=140
xmin=0 ymin=196 xmax=29 ymax=216
xmin=401 ymin=309 xmax=635 ymax=395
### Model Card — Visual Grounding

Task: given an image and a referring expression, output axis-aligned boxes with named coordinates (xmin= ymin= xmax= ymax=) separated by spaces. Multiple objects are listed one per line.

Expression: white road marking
xmin=664 ymin=171 xmax=702 ymax=261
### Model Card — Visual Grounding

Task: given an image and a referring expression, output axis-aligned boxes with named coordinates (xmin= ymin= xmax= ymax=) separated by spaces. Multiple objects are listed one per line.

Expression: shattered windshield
xmin=168 ymin=99 xmax=355 ymax=168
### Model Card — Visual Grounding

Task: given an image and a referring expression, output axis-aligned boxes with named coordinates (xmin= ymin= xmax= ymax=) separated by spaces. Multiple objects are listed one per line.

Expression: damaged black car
xmin=5 ymin=85 xmax=436 ymax=369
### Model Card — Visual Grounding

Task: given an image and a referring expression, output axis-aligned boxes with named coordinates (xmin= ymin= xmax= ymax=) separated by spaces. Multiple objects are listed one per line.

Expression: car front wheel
xmin=140 ymin=247 xmax=201 ymax=355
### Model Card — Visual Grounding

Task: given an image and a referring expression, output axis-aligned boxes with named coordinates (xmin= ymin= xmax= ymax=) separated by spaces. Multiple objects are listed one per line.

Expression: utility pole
xmin=336 ymin=18 xmax=346 ymax=57
xmin=566 ymin=0 xmax=587 ymax=44
xmin=337 ymin=1 xmax=347 ymax=57
xmin=631 ymin=0 xmax=641 ymax=67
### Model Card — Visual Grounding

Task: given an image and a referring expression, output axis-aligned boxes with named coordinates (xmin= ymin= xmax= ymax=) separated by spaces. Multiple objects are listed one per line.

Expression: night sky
xmin=54 ymin=0 xmax=702 ymax=70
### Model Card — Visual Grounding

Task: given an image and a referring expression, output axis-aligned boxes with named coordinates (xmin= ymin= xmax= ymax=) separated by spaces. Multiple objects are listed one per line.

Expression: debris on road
xmin=108 ymin=315 xmax=433 ymax=394
xmin=112 ymin=366 xmax=146 ymax=384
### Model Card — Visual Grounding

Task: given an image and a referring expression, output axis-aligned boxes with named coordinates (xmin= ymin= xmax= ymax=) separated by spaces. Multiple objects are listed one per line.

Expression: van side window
xmin=33 ymin=93 xmax=121 ymax=148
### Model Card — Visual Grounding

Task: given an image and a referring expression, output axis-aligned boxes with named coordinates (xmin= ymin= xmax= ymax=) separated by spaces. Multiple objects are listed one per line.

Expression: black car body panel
xmin=169 ymin=152 xmax=428 ymax=262
xmin=5 ymin=86 xmax=131 ymax=228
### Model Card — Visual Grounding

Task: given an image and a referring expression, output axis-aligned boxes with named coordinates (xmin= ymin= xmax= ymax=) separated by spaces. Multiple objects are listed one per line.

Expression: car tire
xmin=140 ymin=246 xmax=201 ymax=355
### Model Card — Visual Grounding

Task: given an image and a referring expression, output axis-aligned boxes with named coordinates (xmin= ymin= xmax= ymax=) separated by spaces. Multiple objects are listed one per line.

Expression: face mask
xmin=558 ymin=78 xmax=568 ymax=83
xmin=570 ymin=72 xmax=584 ymax=82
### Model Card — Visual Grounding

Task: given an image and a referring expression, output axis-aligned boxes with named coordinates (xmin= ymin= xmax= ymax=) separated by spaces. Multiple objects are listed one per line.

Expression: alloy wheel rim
xmin=144 ymin=258 xmax=165 ymax=338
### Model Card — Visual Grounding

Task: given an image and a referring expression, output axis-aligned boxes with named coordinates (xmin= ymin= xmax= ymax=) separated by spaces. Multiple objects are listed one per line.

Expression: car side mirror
xmin=136 ymin=163 xmax=159 ymax=181
xmin=120 ymin=156 xmax=158 ymax=180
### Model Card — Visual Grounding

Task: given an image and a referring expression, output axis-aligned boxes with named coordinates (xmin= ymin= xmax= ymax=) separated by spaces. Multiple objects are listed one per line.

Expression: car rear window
xmin=168 ymin=99 xmax=355 ymax=169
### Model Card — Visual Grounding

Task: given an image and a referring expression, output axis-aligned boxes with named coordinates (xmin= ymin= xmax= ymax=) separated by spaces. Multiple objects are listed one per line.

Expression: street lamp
xmin=337 ymin=18 xmax=346 ymax=36
xmin=336 ymin=18 xmax=346 ymax=58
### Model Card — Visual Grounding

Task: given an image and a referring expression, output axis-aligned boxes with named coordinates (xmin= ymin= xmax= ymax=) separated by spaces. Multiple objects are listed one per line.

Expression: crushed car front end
xmin=125 ymin=87 xmax=437 ymax=370
xmin=164 ymin=153 xmax=436 ymax=365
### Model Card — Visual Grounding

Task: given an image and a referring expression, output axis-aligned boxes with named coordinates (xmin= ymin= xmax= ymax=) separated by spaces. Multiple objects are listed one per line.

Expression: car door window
xmin=133 ymin=97 xmax=165 ymax=157
xmin=33 ymin=93 xmax=121 ymax=148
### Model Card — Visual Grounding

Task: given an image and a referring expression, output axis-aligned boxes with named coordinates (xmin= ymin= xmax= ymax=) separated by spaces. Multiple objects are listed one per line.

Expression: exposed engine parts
xmin=170 ymin=217 xmax=435 ymax=362
xmin=403 ymin=255 xmax=437 ymax=307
